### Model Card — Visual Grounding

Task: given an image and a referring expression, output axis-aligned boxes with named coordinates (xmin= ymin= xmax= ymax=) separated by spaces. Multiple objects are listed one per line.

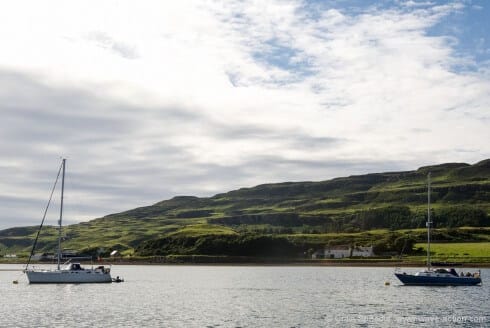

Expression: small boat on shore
xmin=394 ymin=173 xmax=482 ymax=286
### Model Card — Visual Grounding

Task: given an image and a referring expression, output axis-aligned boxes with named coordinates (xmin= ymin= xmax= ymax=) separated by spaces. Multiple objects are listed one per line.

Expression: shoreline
xmin=112 ymin=261 xmax=490 ymax=268
xmin=2 ymin=259 xmax=490 ymax=268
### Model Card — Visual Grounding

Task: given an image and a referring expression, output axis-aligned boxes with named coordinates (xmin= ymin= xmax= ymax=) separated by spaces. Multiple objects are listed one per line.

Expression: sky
xmin=0 ymin=0 xmax=489 ymax=229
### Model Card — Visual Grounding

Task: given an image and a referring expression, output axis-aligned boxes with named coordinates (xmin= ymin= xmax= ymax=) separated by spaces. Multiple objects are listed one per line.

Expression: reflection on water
xmin=0 ymin=265 xmax=488 ymax=327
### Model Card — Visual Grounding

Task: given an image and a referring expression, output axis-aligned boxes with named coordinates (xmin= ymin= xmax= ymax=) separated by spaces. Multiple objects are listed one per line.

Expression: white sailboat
xmin=24 ymin=159 xmax=112 ymax=283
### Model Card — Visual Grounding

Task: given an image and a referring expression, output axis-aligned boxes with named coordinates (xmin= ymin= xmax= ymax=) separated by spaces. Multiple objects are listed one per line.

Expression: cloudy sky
xmin=1 ymin=0 xmax=489 ymax=229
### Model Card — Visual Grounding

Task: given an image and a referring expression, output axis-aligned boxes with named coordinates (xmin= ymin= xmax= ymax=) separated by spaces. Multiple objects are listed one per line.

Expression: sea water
xmin=0 ymin=264 xmax=488 ymax=327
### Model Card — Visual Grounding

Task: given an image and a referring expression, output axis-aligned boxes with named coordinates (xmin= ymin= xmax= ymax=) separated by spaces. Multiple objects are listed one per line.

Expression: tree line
xmin=136 ymin=234 xmax=300 ymax=257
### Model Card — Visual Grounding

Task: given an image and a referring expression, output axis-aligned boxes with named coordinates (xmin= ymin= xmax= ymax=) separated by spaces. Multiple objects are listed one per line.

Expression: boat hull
xmin=26 ymin=270 xmax=112 ymax=284
xmin=395 ymin=273 xmax=481 ymax=286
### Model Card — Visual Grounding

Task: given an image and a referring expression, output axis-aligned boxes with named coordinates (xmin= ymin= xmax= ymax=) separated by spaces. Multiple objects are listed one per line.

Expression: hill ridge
xmin=1 ymin=159 xmax=489 ymax=256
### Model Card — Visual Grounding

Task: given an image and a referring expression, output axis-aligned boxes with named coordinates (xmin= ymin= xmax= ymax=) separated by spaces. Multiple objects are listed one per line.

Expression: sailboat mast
xmin=427 ymin=172 xmax=431 ymax=270
xmin=57 ymin=158 xmax=66 ymax=270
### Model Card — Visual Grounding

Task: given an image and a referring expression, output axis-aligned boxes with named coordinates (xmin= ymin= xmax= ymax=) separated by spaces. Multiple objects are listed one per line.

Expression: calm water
xmin=0 ymin=264 xmax=488 ymax=327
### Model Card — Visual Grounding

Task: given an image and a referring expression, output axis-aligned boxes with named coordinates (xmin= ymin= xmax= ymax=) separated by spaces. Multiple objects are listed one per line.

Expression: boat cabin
xmin=415 ymin=268 xmax=459 ymax=277
xmin=65 ymin=263 xmax=84 ymax=271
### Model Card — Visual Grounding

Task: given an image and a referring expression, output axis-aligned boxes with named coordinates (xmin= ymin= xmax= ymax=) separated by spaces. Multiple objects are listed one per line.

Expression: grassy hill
xmin=1 ymin=159 xmax=489 ymax=259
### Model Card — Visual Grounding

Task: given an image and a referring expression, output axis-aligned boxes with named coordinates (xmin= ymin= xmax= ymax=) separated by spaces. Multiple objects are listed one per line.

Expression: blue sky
xmin=0 ymin=0 xmax=489 ymax=229
xmin=426 ymin=0 xmax=490 ymax=67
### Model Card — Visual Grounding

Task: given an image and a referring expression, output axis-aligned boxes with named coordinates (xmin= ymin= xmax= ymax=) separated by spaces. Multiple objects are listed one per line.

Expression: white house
xmin=32 ymin=252 xmax=54 ymax=261
xmin=324 ymin=245 xmax=351 ymax=259
xmin=351 ymin=246 xmax=374 ymax=257
xmin=313 ymin=245 xmax=375 ymax=259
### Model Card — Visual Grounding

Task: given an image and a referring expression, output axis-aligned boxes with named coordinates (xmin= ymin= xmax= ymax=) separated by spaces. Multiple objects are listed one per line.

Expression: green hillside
xmin=1 ymin=159 xmax=489 ymax=259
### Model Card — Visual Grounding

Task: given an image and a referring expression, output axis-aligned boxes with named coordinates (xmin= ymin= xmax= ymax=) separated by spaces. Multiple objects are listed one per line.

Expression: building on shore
xmin=324 ymin=245 xmax=352 ymax=259
xmin=312 ymin=245 xmax=375 ymax=259
xmin=351 ymin=246 xmax=375 ymax=257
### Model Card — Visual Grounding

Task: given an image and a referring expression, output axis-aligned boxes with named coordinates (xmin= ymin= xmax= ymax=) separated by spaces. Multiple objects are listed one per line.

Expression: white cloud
xmin=0 ymin=0 xmax=489 ymax=228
